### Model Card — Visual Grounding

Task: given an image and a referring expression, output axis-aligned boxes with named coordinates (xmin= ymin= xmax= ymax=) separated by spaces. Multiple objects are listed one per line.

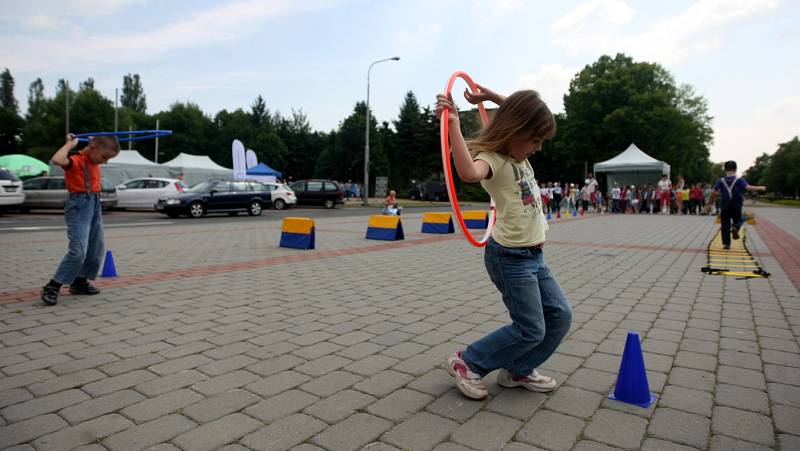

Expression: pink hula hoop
xmin=440 ymin=71 xmax=497 ymax=247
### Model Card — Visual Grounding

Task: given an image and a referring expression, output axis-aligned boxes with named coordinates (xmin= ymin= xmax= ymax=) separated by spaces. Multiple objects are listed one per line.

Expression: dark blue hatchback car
xmin=155 ymin=179 xmax=272 ymax=218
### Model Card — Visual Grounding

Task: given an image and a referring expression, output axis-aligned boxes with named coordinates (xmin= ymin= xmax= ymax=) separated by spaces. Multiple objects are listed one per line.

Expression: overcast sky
xmin=2 ymin=0 xmax=797 ymax=169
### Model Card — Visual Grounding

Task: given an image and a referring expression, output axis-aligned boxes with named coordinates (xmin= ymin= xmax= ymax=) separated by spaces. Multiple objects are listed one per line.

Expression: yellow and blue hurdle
xmin=421 ymin=212 xmax=455 ymax=234
xmin=366 ymin=215 xmax=404 ymax=241
xmin=279 ymin=217 xmax=315 ymax=249
xmin=463 ymin=210 xmax=489 ymax=229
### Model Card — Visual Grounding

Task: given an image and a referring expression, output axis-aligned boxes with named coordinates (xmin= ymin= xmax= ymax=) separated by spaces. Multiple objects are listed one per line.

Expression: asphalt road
xmin=0 ymin=204 xmax=456 ymax=234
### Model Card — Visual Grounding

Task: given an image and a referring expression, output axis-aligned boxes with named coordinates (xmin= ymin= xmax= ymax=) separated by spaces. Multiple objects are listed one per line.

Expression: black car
xmin=408 ymin=181 xmax=449 ymax=201
xmin=290 ymin=179 xmax=344 ymax=209
xmin=155 ymin=180 xmax=272 ymax=218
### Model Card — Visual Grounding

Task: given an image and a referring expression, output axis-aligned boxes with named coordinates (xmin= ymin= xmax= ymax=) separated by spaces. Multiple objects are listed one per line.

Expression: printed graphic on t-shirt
xmin=511 ymin=162 xmax=541 ymax=215
xmin=519 ymin=180 xmax=533 ymax=205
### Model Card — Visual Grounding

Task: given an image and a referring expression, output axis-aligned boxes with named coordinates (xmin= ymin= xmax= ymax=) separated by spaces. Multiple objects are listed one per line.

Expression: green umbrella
xmin=0 ymin=154 xmax=50 ymax=178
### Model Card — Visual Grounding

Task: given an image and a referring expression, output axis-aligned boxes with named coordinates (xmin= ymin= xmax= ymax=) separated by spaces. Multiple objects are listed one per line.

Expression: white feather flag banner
xmin=246 ymin=149 xmax=258 ymax=169
xmin=232 ymin=139 xmax=247 ymax=180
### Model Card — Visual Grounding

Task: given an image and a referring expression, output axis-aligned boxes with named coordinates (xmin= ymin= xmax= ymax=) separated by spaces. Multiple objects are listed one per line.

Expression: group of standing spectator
xmin=539 ymin=174 xmax=601 ymax=215
xmin=341 ymin=180 xmax=362 ymax=200
xmin=538 ymin=173 xmax=720 ymax=215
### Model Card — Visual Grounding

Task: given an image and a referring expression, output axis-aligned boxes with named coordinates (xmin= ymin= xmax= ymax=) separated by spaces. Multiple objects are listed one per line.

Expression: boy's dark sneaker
xmin=723 ymin=244 xmax=731 ymax=250
xmin=41 ymin=285 xmax=59 ymax=306
xmin=732 ymin=227 xmax=740 ymax=240
xmin=69 ymin=281 xmax=100 ymax=295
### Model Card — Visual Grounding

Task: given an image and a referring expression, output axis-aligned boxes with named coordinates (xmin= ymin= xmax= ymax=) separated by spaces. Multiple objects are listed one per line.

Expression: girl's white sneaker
xmin=446 ymin=351 xmax=488 ymax=400
xmin=497 ymin=368 xmax=558 ymax=392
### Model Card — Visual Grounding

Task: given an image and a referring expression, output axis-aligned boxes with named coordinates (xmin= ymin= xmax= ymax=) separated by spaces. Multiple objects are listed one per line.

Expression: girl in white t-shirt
xmin=435 ymin=86 xmax=572 ymax=400
xmin=658 ymin=175 xmax=672 ymax=214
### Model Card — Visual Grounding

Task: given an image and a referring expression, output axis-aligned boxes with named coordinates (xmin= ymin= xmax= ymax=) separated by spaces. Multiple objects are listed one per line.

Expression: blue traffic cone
xmin=100 ymin=250 xmax=117 ymax=278
xmin=546 ymin=212 xmax=552 ymax=220
xmin=572 ymin=210 xmax=577 ymax=217
xmin=609 ymin=331 xmax=656 ymax=407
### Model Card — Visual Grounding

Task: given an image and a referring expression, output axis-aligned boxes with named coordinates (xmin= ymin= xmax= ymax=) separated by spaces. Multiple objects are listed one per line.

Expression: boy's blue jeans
xmin=53 ymin=193 xmax=104 ymax=285
xmin=462 ymin=238 xmax=572 ymax=377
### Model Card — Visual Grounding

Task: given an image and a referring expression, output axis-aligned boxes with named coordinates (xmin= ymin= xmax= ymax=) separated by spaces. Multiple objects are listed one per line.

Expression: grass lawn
xmin=762 ymin=198 xmax=800 ymax=207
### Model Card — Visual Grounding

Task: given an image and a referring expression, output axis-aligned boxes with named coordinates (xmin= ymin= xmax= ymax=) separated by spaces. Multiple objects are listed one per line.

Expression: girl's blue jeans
xmin=53 ymin=193 xmax=104 ymax=285
xmin=462 ymin=238 xmax=573 ymax=377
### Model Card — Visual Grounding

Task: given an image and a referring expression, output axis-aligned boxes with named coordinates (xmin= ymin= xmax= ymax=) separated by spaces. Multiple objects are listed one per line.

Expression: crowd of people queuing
xmin=538 ymin=173 xmax=724 ymax=216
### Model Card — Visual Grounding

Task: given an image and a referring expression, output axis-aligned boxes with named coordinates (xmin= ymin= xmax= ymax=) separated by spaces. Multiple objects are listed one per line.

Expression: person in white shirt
xmin=552 ymin=182 xmax=563 ymax=214
xmin=611 ymin=183 xmax=621 ymax=213
xmin=657 ymin=175 xmax=672 ymax=214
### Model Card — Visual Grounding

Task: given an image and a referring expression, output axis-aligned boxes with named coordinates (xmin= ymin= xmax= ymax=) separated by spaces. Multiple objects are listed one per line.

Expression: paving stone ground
xmin=1 ymin=205 xmax=799 ymax=450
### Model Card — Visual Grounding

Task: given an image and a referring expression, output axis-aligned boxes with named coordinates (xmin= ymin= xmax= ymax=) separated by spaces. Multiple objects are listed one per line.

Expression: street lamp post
xmin=363 ymin=56 xmax=400 ymax=206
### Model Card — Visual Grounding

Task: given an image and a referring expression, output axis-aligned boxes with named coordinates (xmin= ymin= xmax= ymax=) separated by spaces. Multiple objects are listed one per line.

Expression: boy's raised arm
xmin=51 ymin=134 xmax=79 ymax=168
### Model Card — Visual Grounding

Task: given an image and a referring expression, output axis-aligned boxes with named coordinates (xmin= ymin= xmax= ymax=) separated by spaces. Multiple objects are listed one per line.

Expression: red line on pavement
xmin=0 ymin=219 xmax=738 ymax=306
xmin=754 ymin=216 xmax=800 ymax=290
xmin=0 ymin=235 xmax=459 ymax=305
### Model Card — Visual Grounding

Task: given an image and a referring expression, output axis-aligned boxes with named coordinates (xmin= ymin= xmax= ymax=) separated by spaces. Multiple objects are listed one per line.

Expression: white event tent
xmin=594 ymin=143 xmax=671 ymax=191
xmin=161 ymin=153 xmax=233 ymax=186
xmin=50 ymin=151 xmax=235 ymax=187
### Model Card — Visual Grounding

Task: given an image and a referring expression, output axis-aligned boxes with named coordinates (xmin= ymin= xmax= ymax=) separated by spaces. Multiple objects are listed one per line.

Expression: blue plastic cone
xmin=100 ymin=250 xmax=117 ymax=278
xmin=572 ymin=210 xmax=577 ymax=217
xmin=609 ymin=331 xmax=656 ymax=407
xmin=546 ymin=212 xmax=552 ymax=220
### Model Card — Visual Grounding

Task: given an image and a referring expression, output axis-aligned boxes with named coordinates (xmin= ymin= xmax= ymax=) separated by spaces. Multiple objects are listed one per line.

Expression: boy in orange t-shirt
xmin=41 ymin=134 xmax=120 ymax=306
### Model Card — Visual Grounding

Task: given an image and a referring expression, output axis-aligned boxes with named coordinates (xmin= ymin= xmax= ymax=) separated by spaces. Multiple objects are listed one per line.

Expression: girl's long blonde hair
xmin=468 ymin=90 xmax=556 ymax=157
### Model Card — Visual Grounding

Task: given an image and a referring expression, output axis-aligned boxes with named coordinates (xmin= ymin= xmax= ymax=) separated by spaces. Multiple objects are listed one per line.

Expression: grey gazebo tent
xmin=594 ymin=143 xmax=671 ymax=192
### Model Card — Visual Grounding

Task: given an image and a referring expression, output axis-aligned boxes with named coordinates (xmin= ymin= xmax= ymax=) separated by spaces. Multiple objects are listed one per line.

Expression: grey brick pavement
xmin=1 ymin=207 xmax=799 ymax=450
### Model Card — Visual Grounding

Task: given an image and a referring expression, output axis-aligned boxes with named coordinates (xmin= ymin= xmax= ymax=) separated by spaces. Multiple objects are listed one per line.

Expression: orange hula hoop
xmin=440 ymin=71 xmax=497 ymax=247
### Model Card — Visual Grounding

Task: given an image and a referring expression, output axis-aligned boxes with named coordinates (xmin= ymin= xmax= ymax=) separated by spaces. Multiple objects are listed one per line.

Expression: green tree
xmin=710 ymin=162 xmax=725 ymax=180
xmin=743 ymin=153 xmax=772 ymax=185
xmin=275 ymin=109 xmax=324 ymax=180
xmin=379 ymin=121 xmax=397 ymax=188
xmin=313 ymin=132 xmax=338 ymax=179
xmin=554 ymin=53 xmax=713 ymax=184
xmin=1 ymin=68 xmax=18 ymax=110
xmin=69 ymin=78 xmax=114 ymax=136
xmin=0 ymin=68 xmax=23 ymax=154
xmin=391 ymin=91 xmax=424 ymax=188
xmin=250 ymin=95 xmax=269 ymax=128
xmin=121 ymin=73 xmax=147 ymax=113
xmin=19 ymin=79 xmax=75 ymax=161
xmin=763 ymin=137 xmax=800 ymax=197
xmin=21 ymin=78 xmax=51 ymax=160
xmin=212 ymin=108 xmax=256 ymax=167
xmin=154 ymin=102 xmax=214 ymax=162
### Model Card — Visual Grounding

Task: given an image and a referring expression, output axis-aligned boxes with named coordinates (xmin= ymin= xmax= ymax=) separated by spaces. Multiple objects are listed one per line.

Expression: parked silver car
xmin=21 ymin=176 xmax=117 ymax=211
xmin=116 ymin=177 xmax=187 ymax=210
xmin=0 ymin=168 xmax=25 ymax=210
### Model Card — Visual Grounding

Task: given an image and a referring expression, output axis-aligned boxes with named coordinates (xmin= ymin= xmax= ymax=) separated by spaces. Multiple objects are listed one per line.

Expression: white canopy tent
xmin=161 ymin=153 xmax=233 ymax=186
xmin=594 ymin=143 xmax=671 ymax=192
xmin=111 ymin=150 xmax=160 ymax=166
xmin=50 ymin=151 xmax=234 ymax=186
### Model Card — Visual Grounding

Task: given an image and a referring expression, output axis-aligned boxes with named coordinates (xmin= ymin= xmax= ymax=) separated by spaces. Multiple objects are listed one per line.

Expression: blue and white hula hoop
xmin=75 ymin=130 xmax=173 ymax=143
